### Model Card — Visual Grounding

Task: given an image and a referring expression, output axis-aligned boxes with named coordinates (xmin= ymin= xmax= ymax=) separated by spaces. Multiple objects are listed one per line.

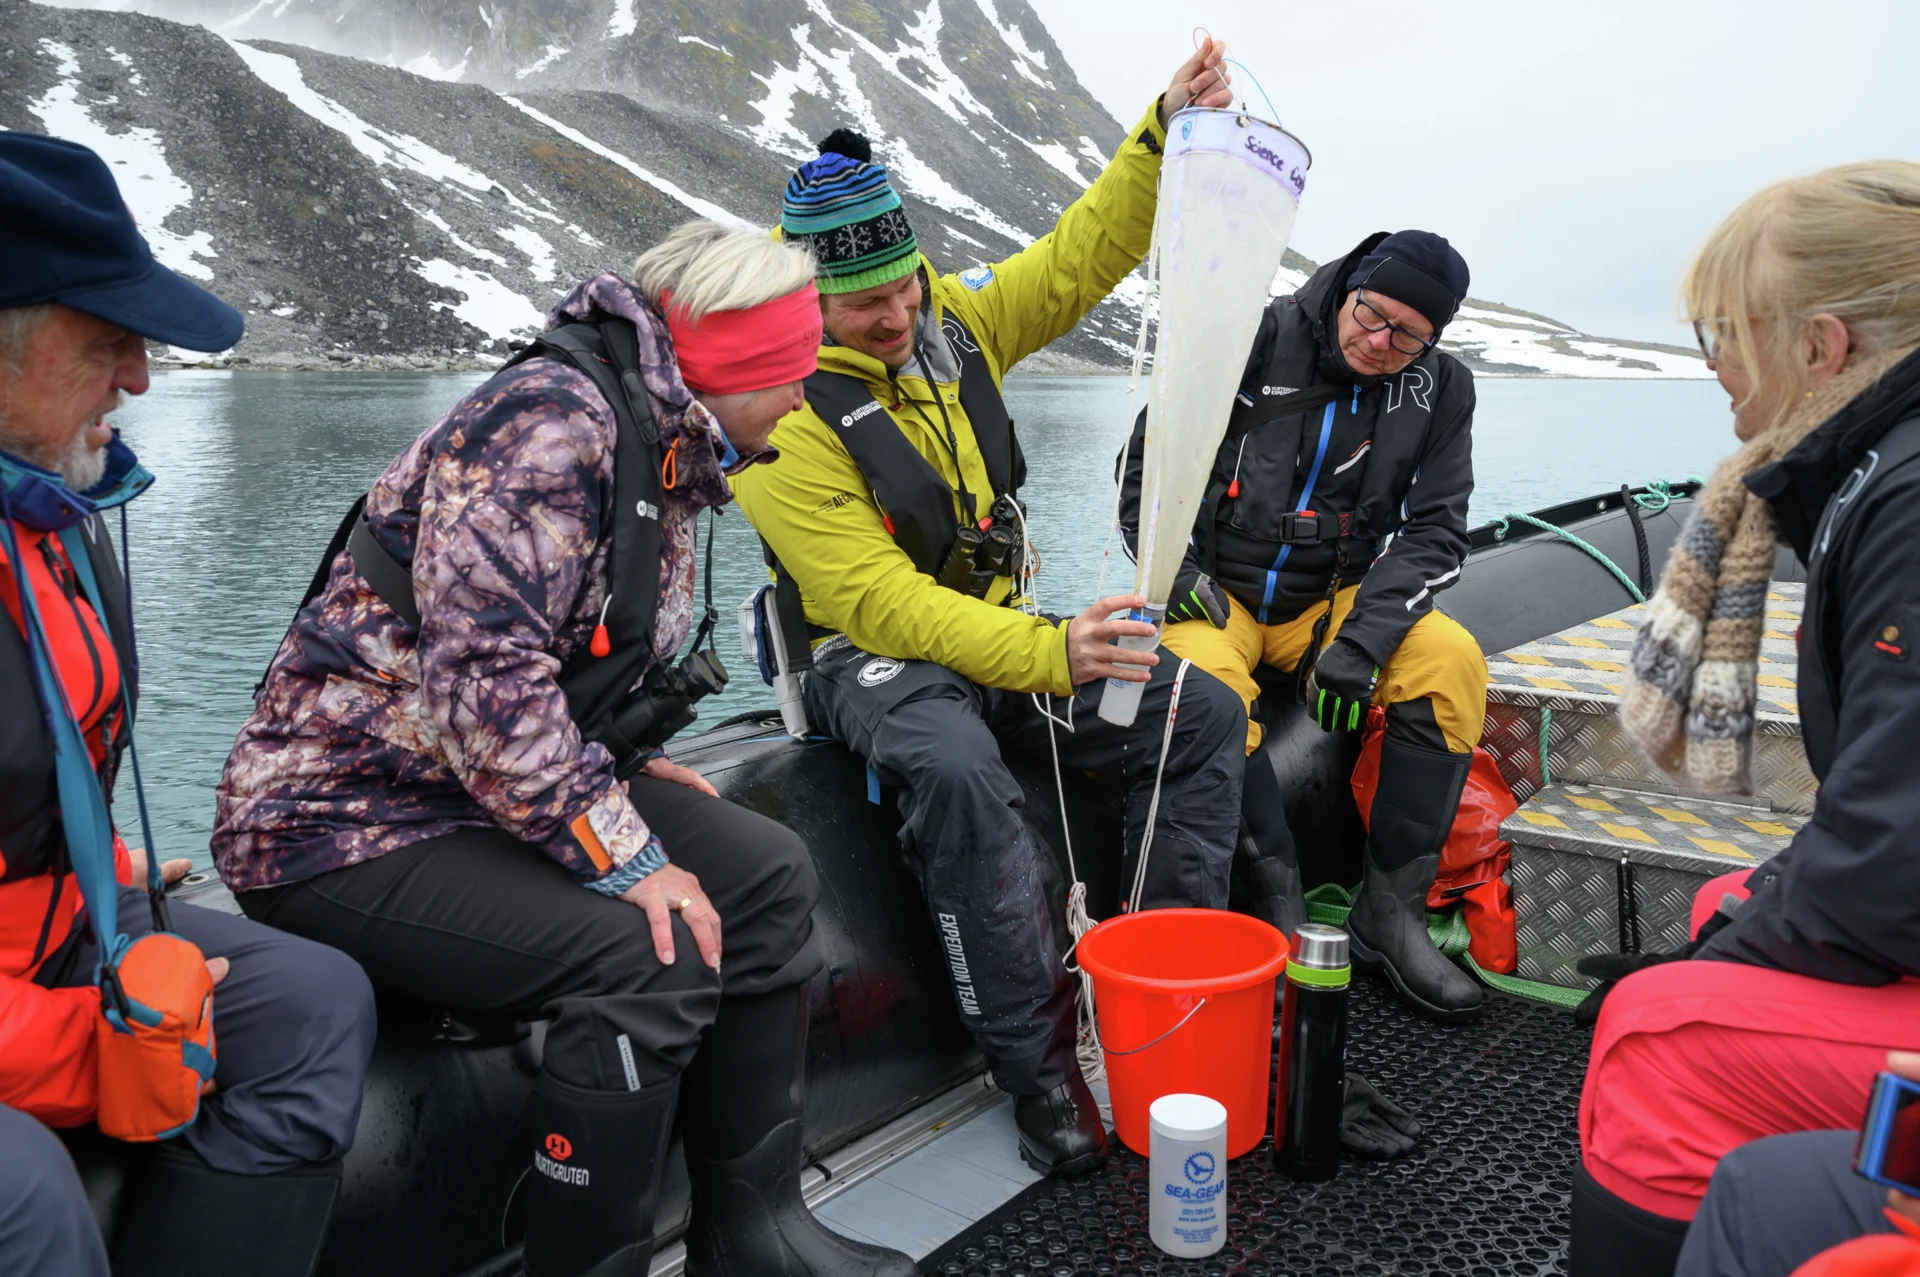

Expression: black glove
xmin=1572 ymin=908 xmax=1735 ymax=1028
xmin=1341 ymin=1072 xmax=1423 ymax=1159
xmin=1165 ymin=572 xmax=1231 ymax=628
xmin=1305 ymin=638 xmax=1378 ymax=733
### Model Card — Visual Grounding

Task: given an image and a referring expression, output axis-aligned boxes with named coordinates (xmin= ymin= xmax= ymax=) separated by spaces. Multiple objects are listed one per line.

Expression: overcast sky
xmin=1027 ymin=0 xmax=1919 ymax=345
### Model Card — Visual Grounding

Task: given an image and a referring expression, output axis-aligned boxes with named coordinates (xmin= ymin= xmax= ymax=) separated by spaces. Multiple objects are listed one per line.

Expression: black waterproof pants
xmin=1676 ymin=1130 xmax=1896 ymax=1277
xmin=238 ymin=777 xmax=821 ymax=1091
xmin=804 ymin=638 xmax=1247 ymax=1096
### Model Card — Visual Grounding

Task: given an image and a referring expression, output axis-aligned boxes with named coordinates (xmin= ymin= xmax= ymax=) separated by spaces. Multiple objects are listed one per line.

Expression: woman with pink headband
xmin=211 ymin=221 xmax=916 ymax=1277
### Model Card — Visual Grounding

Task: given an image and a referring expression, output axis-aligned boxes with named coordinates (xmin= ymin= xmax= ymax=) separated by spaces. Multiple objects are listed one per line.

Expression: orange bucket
xmin=1077 ymin=909 xmax=1288 ymax=1158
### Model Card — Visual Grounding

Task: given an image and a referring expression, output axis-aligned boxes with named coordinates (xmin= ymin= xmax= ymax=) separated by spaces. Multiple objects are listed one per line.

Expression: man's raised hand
xmin=1160 ymin=38 xmax=1233 ymax=126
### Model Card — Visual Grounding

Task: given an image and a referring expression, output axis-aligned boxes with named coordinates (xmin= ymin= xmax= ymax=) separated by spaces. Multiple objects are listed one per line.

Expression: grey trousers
xmin=0 ymin=1106 xmax=109 ymax=1277
xmin=1677 ymin=1130 xmax=1897 ymax=1277
xmin=805 ymin=638 xmax=1247 ymax=1095
xmin=41 ymin=893 xmax=378 ymax=1174
xmin=4 ymin=894 xmax=376 ymax=1276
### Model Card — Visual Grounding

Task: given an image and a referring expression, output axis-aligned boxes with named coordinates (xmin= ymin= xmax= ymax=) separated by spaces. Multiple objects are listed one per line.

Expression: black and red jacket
xmin=0 ymin=514 xmax=135 ymax=1125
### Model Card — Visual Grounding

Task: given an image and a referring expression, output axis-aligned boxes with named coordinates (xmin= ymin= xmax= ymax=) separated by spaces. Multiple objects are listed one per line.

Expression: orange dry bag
xmin=1349 ymin=706 xmax=1519 ymax=973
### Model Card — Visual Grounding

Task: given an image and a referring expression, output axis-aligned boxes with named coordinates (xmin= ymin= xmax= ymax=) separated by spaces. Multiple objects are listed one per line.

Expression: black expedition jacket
xmin=1697 ymin=346 xmax=1920 ymax=984
xmin=1117 ymin=234 xmax=1476 ymax=666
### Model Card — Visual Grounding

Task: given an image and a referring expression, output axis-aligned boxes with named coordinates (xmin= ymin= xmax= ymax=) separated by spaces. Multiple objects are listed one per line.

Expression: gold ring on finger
xmin=676 ymin=897 xmax=693 ymax=913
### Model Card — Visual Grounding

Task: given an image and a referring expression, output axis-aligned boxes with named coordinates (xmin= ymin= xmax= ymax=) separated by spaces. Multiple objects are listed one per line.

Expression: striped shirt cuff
xmin=585 ymin=836 xmax=668 ymax=897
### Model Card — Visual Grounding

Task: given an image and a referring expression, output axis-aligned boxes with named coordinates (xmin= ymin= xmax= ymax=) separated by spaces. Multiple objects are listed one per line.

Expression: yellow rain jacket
xmin=730 ymin=101 xmax=1169 ymax=697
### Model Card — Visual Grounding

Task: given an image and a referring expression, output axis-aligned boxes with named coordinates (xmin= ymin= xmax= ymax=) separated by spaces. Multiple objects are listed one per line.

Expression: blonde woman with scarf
xmin=1566 ymin=162 xmax=1920 ymax=1277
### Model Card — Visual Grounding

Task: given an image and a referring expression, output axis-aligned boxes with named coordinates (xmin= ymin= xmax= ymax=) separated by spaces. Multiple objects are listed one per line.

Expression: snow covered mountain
xmin=0 ymin=0 xmax=1707 ymax=377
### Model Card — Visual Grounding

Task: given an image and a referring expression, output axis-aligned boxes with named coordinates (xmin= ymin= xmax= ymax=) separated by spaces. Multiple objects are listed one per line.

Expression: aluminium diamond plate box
xmin=1503 ymin=783 xmax=1804 ymax=989
xmin=1480 ymin=583 xmax=1815 ymax=815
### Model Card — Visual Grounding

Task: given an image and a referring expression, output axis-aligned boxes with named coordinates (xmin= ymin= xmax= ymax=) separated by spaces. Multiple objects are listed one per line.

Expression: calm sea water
xmin=110 ymin=373 xmax=1732 ymax=867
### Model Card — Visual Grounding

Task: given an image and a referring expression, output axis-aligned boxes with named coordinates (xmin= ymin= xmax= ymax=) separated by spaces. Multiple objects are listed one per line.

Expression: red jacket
xmin=0 ymin=518 xmax=133 ymax=1126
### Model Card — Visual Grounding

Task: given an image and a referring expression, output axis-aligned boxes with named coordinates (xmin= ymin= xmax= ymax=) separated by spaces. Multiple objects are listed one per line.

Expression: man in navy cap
xmin=0 ymin=131 xmax=375 ymax=1276
xmin=1119 ymin=229 xmax=1491 ymax=1022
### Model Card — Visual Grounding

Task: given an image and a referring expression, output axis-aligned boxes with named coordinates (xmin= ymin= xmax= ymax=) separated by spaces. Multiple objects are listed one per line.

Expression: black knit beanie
xmin=1346 ymin=230 xmax=1470 ymax=334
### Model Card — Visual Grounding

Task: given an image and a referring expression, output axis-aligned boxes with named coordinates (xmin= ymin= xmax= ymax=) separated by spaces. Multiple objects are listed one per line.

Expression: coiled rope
xmin=1488 ymin=478 xmax=1705 ymax=606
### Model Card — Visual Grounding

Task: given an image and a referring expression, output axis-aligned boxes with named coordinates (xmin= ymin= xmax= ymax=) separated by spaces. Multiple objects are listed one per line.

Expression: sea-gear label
xmin=937 ymin=912 xmax=981 ymax=1016
xmin=959 ymin=265 xmax=995 ymax=291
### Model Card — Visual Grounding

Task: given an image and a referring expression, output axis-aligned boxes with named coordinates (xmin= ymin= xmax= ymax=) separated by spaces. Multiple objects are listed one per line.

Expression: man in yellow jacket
xmin=731 ymin=43 xmax=1247 ymax=1178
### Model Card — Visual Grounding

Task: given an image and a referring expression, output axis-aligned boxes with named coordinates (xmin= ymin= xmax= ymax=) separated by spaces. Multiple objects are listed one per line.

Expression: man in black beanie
xmin=1118 ymin=229 xmax=1489 ymax=1022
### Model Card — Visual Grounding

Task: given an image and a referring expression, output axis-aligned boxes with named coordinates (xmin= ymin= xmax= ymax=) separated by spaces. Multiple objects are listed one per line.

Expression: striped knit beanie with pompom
xmin=781 ymin=129 xmax=919 ymax=295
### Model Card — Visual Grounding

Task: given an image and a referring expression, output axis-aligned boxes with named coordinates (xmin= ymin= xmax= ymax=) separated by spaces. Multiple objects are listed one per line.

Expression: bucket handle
xmin=1098 ymin=996 xmax=1209 ymax=1057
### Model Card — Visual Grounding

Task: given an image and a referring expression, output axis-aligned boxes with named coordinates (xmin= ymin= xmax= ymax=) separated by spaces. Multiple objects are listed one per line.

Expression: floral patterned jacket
xmin=213 ymin=275 xmax=734 ymax=896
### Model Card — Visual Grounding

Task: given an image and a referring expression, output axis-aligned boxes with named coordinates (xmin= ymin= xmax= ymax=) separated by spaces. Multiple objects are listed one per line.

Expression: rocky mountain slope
xmin=1 ymin=0 xmax=1705 ymax=377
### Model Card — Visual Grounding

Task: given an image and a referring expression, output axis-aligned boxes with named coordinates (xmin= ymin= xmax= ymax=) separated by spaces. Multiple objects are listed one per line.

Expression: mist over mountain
xmin=0 ymin=0 xmax=1706 ymax=377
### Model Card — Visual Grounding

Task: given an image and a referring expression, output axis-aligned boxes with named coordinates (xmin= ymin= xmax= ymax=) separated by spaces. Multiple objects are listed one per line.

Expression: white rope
xmin=1008 ymin=500 xmax=1103 ymax=1081
xmin=1127 ymin=658 xmax=1191 ymax=913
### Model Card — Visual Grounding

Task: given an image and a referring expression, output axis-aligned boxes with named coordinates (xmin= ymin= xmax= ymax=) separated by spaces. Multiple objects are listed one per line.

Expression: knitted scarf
xmin=1621 ymin=345 xmax=1914 ymax=793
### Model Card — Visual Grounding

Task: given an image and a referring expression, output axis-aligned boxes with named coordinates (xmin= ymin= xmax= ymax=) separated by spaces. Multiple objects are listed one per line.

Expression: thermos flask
xmin=1274 ymin=923 xmax=1350 ymax=1181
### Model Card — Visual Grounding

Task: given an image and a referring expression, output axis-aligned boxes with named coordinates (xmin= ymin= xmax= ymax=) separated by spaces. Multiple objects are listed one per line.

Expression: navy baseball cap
xmin=0 ymin=131 xmax=243 ymax=351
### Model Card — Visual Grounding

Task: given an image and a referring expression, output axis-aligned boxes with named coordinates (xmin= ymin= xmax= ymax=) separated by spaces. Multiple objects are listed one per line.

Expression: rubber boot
xmin=1346 ymin=730 xmax=1483 ymax=1022
xmin=109 ymin=1142 xmax=342 ymax=1277
xmin=680 ymin=985 xmax=917 ymax=1276
xmin=523 ymin=1072 xmax=678 ymax=1277
xmin=1239 ymin=749 xmax=1308 ymax=943
xmin=1006 ymin=977 xmax=1108 ymax=1178
xmin=1569 ymin=1162 xmax=1689 ymax=1277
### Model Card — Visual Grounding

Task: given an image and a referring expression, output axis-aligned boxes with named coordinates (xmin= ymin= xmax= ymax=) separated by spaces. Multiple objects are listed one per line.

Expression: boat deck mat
xmin=922 ymin=979 xmax=1588 ymax=1277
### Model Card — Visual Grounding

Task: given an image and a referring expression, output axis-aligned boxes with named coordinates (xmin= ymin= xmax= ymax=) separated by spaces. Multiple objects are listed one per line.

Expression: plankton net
xmin=1098 ymin=108 xmax=1311 ymax=727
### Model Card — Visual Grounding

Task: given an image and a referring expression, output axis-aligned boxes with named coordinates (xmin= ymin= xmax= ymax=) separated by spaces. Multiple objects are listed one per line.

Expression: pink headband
xmin=664 ymin=284 xmax=822 ymax=396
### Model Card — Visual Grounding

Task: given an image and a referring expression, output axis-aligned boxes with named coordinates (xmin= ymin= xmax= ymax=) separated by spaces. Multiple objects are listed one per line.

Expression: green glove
xmin=1305 ymin=637 xmax=1379 ymax=733
xmin=1165 ymin=573 xmax=1230 ymax=629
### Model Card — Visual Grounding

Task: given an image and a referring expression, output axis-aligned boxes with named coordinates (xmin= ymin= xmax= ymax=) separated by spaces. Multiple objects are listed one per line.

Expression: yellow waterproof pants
xmin=1162 ymin=587 xmax=1489 ymax=755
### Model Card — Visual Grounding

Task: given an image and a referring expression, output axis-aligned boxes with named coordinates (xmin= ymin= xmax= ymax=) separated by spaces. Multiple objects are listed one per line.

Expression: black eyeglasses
xmin=1353 ymin=292 xmax=1436 ymax=357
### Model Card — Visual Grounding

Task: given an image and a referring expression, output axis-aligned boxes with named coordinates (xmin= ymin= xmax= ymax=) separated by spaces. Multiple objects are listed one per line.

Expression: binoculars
xmin=593 ymin=647 xmax=730 ymax=779
xmin=937 ymin=494 xmax=1027 ymax=598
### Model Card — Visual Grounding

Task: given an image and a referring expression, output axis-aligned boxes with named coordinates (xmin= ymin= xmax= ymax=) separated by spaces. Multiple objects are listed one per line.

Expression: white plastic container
xmin=1148 ymin=1092 xmax=1229 ymax=1258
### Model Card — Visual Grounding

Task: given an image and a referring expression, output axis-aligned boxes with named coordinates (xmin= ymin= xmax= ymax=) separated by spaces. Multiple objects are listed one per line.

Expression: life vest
xmin=797 ymin=312 xmax=1023 ymax=578
xmin=299 ymin=320 xmax=667 ymax=748
xmin=0 ymin=514 xmax=135 ymax=983
xmin=756 ymin=312 xmax=1022 ymax=679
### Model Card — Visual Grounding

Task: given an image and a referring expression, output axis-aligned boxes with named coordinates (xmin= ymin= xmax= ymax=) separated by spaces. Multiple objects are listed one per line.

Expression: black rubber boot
xmin=523 ymin=1072 xmax=678 ymax=1277
xmin=1346 ymin=728 xmax=1483 ymax=1022
xmin=681 ymin=985 xmax=917 ymax=1276
xmin=1239 ymin=749 xmax=1308 ymax=943
xmin=1014 ymin=1070 xmax=1108 ymax=1178
xmin=109 ymin=1141 xmax=342 ymax=1277
xmin=1570 ymin=1161 xmax=1690 ymax=1277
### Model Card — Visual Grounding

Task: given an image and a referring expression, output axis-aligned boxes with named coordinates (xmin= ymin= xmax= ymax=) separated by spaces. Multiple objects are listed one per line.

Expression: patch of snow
xmin=1442 ymin=318 xmax=1711 ymax=378
xmin=105 ymin=48 xmax=143 ymax=88
xmin=677 ymin=35 xmax=730 ymax=55
xmin=402 ymin=49 xmax=468 ymax=82
xmin=503 ymin=95 xmax=750 ymax=228
xmin=564 ymin=221 xmax=605 ymax=248
xmin=1009 ymin=59 xmax=1048 ymax=89
xmin=219 ymin=0 xmax=274 ymax=31
xmin=606 ymin=0 xmax=635 ymax=39
xmin=476 ymin=4 xmax=492 ymax=29
xmin=516 ymin=44 xmax=569 ymax=79
xmin=970 ymin=0 xmax=1047 ymax=69
xmin=946 ymin=225 xmax=987 ymax=249
xmin=498 ymin=224 xmax=556 ymax=282
xmin=228 ymin=39 xmax=566 ymax=233
xmin=29 ymin=40 xmax=218 ymax=281
xmin=1076 ymin=136 xmax=1107 ymax=168
xmin=414 ymin=257 xmax=544 ymax=341
xmin=271 ymin=305 xmax=300 ymax=317
xmin=165 ymin=346 xmax=227 ymax=365
xmin=411 ymin=206 xmax=508 ymax=266
xmin=1024 ymin=140 xmax=1088 ymax=190
xmin=746 ymin=10 xmax=1033 ymax=246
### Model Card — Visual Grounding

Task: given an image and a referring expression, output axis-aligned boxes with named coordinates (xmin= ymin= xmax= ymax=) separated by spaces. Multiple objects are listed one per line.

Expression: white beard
xmin=52 ymin=427 xmax=108 ymax=492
